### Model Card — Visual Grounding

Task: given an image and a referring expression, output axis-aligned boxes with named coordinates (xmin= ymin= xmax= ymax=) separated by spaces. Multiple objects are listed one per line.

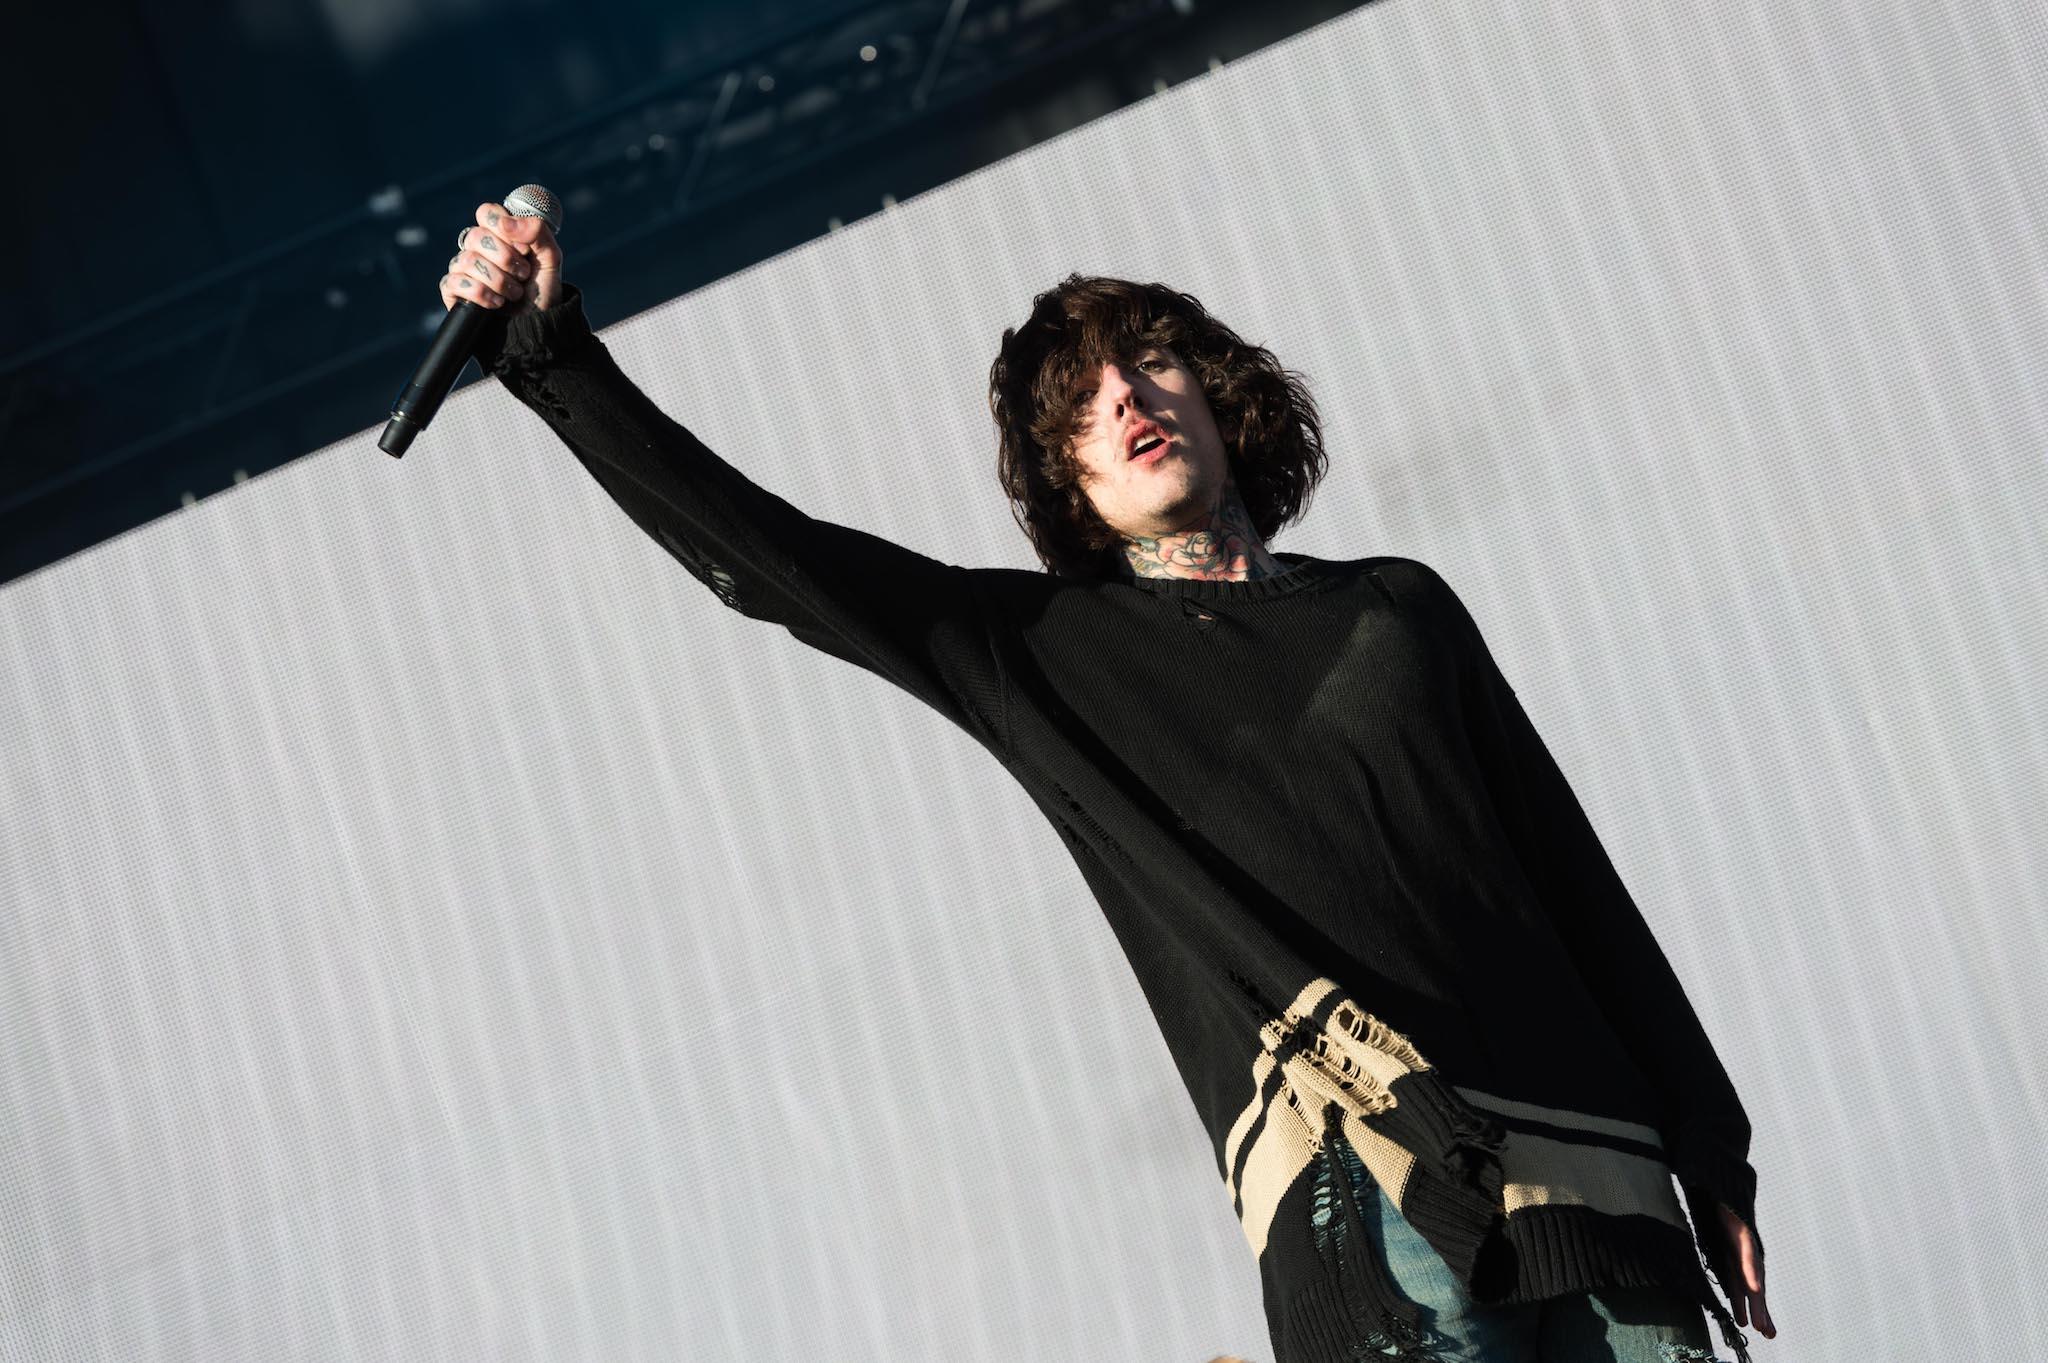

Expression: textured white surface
xmin=5 ymin=2 xmax=2046 ymax=1358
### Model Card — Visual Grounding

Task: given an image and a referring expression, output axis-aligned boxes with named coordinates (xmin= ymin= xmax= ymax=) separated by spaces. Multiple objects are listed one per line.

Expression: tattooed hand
xmin=439 ymin=200 xmax=565 ymax=316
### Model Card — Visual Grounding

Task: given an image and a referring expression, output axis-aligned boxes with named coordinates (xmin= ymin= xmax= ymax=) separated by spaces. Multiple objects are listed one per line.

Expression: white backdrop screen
xmin=4 ymin=2 xmax=2045 ymax=1359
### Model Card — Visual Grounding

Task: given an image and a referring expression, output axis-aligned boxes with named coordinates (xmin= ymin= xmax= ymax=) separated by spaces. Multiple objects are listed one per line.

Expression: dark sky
xmin=8 ymin=0 xmax=847 ymax=356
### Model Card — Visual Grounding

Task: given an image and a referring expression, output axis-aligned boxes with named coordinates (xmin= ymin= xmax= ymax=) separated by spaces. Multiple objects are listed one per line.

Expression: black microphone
xmin=378 ymin=183 xmax=564 ymax=458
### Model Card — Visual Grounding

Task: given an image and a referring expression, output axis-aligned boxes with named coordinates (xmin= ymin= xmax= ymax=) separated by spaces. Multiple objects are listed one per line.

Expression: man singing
xmin=439 ymin=203 xmax=1775 ymax=1363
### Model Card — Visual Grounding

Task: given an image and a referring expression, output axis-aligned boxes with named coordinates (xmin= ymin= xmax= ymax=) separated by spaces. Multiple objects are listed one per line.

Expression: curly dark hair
xmin=988 ymin=273 xmax=1328 ymax=578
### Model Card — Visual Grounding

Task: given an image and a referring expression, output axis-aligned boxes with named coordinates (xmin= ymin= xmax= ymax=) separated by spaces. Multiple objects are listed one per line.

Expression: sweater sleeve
xmin=1417 ymin=561 xmax=1760 ymax=1294
xmin=470 ymin=284 xmax=1009 ymax=752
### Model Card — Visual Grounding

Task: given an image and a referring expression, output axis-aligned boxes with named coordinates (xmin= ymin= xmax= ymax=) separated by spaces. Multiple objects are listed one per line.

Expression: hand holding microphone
xmin=378 ymin=184 xmax=566 ymax=457
xmin=439 ymin=195 xmax=566 ymax=316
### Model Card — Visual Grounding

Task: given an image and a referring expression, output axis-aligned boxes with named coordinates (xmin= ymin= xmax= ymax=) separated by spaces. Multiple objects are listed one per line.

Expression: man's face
xmin=1066 ymin=344 xmax=1233 ymax=541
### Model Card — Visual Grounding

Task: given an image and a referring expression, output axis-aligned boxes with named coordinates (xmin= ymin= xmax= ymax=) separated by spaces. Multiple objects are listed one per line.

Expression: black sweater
xmin=475 ymin=286 xmax=1760 ymax=1363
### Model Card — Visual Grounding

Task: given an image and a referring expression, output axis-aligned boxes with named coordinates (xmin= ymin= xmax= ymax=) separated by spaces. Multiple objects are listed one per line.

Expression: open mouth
xmin=1129 ymin=432 xmax=1168 ymax=462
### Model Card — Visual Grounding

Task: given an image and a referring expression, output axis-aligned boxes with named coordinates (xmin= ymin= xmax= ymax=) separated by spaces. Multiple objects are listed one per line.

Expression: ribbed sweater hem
xmin=1270 ymin=1206 xmax=1753 ymax=1363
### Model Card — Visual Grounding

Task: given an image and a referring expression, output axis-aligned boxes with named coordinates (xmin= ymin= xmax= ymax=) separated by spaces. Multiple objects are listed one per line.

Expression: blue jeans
xmin=1354 ymin=1181 xmax=1726 ymax=1362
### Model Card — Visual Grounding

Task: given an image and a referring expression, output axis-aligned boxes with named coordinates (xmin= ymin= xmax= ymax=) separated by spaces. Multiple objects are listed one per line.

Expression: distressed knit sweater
xmin=475 ymin=285 xmax=1760 ymax=1363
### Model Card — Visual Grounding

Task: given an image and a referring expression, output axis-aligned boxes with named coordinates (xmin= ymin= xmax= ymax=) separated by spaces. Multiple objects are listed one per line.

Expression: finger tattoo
xmin=480 ymin=234 xmax=496 ymax=253
xmin=486 ymin=210 xmax=501 ymax=227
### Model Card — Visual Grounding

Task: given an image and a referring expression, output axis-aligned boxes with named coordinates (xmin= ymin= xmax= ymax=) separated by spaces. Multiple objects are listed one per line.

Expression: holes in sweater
xmin=1225 ymin=970 xmax=1277 ymax=1016
xmin=1264 ymin=995 xmax=1424 ymax=1119
xmin=1310 ymin=1131 xmax=1373 ymax=1260
xmin=658 ymin=526 xmax=744 ymax=611
xmin=704 ymin=562 xmax=741 ymax=609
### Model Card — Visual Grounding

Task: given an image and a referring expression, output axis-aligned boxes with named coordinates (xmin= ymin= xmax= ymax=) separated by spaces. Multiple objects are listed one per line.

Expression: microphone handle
xmin=378 ymin=298 xmax=495 ymax=458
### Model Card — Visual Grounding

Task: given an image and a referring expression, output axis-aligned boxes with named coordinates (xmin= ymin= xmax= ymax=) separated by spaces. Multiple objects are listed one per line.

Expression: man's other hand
xmin=1716 ymin=1201 xmax=1776 ymax=1340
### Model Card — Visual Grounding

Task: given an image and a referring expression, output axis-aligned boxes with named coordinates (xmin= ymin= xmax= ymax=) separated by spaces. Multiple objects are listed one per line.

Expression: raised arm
xmin=440 ymin=204 xmax=1010 ymax=752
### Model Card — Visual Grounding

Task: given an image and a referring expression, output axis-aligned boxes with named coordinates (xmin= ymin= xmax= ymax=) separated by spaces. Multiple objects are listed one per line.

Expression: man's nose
xmin=1102 ymin=364 xmax=1145 ymax=414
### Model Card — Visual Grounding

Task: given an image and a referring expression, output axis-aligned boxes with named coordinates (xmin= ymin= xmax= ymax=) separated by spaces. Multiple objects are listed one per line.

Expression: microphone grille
xmin=503 ymin=184 xmax=563 ymax=234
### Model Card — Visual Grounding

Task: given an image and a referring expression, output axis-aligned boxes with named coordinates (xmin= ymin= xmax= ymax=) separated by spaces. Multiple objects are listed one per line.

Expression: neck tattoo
xmin=1121 ymin=484 xmax=1291 ymax=582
